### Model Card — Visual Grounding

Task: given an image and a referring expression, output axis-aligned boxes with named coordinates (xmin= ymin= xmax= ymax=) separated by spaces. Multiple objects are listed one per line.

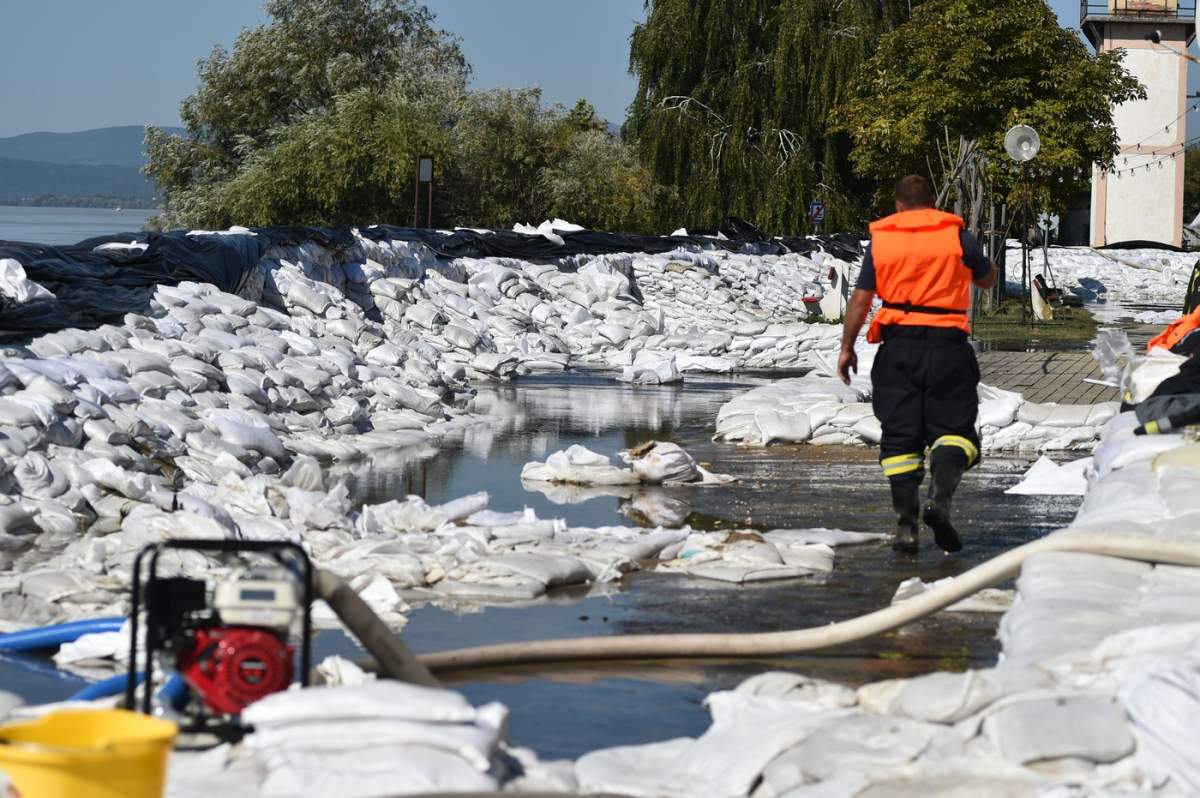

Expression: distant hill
xmin=0 ymin=125 xmax=183 ymax=168
xmin=0 ymin=157 xmax=156 ymax=204
xmin=0 ymin=125 xmax=182 ymax=207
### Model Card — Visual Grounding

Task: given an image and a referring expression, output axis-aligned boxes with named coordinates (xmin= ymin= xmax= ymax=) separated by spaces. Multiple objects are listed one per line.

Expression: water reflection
xmin=333 ymin=373 xmax=757 ymax=529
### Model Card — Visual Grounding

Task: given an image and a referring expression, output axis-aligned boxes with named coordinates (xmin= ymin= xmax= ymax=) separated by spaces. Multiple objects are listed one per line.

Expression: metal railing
xmin=1082 ymin=0 xmax=1197 ymax=20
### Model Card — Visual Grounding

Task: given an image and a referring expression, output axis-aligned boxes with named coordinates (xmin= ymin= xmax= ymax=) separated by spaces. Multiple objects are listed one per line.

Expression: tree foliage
xmin=836 ymin=0 xmax=1145 ymax=221
xmin=627 ymin=0 xmax=916 ymax=233
xmin=540 ymin=130 xmax=672 ymax=233
xmin=218 ymin=88 xmax=449 ymax=227
xmin=146 ymin=0 xmax=666 ymax=233
xmin=178 ymin=0 xmax=467 ymax=166
xmin=146 ymin=0 xmax=468 ymax=228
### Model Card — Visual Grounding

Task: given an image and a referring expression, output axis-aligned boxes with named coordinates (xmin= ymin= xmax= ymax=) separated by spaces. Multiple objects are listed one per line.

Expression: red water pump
xmin=176 ymin=625 xmax=294 ymax=715
xmin=127 ymin=540 xmax=313 ymax=736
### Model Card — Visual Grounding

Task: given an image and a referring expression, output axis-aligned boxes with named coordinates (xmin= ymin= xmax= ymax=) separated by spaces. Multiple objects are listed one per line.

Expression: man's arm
xmin=962 ymin=230 xmax=997 ymax=290
xmin=973 ymin=265 xmax=997 ymax=290
xmin=837 ymin=288 xmax=875 ymax=385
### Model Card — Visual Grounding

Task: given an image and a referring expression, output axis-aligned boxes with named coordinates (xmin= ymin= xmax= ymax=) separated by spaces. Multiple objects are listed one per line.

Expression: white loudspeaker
xmin=1004 ymin=125 xmax=1042 ymax=163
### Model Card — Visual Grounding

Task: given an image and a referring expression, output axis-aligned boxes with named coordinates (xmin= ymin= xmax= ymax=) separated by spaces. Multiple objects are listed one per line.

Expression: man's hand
xmin=838 ymin=347 xmax=858 ymax=385
xmin=839 ymin=289 xmax=874 ymax=385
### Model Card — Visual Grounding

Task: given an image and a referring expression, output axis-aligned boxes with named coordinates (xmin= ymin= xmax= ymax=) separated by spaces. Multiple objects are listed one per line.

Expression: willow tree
xmin=627 ymin=0 xmax=916 ymax=233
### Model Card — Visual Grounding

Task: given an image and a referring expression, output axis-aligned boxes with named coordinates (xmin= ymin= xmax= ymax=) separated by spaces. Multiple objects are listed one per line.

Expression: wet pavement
xmin=3 ymin=373 xmax=1083 ymax=760
xmin=977 ymin=351 xmax=1117 ymax=404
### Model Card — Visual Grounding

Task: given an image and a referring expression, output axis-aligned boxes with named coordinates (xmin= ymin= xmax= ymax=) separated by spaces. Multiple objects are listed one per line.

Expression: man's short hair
xmin=895 ymin=175 xmax=936 ymax=209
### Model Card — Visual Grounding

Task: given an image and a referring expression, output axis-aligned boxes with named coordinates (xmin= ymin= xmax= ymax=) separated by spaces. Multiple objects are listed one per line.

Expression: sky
xmin=0 ymin=0 xmax=1190 ymax=138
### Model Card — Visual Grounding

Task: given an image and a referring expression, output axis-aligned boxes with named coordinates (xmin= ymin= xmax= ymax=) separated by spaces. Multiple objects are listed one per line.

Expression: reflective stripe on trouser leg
xmin=930 ymin=435 xmax=979 ymax=466
xmin=881 ymin=453 xmax=924 ymax=477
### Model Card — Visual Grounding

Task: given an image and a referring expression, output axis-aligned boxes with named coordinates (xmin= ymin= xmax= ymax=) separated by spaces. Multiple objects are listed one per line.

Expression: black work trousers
xmin=871 ymin=326 xmax=981 ymax=482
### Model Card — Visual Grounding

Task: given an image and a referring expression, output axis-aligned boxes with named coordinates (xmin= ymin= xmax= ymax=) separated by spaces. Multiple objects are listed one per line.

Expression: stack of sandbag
xmin=196 ymin=681 xmax=512 ymax=798
xmin=714 ymin=349 xmax=1120 ymax=452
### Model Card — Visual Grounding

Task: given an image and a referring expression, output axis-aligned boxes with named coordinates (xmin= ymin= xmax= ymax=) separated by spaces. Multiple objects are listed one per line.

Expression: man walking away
xmin=837 ymin=176 xmax=996 ymax=554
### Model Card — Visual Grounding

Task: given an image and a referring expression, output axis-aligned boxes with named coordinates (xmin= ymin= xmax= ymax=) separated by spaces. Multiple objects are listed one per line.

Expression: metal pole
xmin=988 ymin=203 xmax=997 ymax=310
xmin=427 ymin=180 xmax=433 ymax=229
xmin=413 ymin=157 xmax=420 ymax=228
xmin=999 ymin=203 xmax=1007 ymax=301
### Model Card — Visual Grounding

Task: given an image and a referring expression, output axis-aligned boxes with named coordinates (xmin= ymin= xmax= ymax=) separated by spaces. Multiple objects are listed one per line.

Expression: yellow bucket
xmin=0 ymin=709 xmax=177 ymax=798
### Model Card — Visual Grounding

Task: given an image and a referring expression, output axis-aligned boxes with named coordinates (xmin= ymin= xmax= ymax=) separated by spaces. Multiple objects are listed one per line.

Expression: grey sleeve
xmin=855 ymin=245 xmax=876 ymax=292
xmin=960 ymin=231 xmax=992 ymax=279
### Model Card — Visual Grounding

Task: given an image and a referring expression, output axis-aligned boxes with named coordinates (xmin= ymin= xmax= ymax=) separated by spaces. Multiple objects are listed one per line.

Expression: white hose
xmin=419 ymin=533 xmax=1200 ymax=672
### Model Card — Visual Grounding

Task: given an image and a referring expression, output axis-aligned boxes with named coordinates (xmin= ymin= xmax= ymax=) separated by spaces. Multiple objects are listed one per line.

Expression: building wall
xmin=1090 ymin=22 xmax=1189 ymax=247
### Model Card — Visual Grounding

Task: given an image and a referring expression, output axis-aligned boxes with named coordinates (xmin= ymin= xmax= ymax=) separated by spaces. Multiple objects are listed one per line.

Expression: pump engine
xmin=126 ymin=540 xmax=313 ymax=736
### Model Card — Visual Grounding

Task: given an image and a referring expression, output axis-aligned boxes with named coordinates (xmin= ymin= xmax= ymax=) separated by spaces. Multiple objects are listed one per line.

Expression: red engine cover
xmin=176 ymin=627 xmax=293 ymax=715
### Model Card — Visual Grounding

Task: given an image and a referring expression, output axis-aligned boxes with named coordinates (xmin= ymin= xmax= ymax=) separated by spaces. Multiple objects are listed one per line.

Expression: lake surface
xmin=0 ymin=205 xmax=155 ymax=245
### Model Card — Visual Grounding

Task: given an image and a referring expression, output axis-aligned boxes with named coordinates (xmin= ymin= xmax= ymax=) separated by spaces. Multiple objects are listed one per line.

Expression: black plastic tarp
xmin=1 ymin=232 xmax=264 ymax=338
xmin=1 ymin=221 xmax=862 ymax=340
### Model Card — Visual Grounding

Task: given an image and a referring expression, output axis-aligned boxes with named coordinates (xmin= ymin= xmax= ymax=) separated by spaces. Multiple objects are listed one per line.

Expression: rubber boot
xmin=889 ymin=476 xmax=921 ymax=554
xmin=924 ymin=451 xmax=968 ymax=553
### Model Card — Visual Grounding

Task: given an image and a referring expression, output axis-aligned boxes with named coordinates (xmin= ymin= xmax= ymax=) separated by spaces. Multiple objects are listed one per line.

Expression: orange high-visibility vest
xmin=1147 ymin=306 xmax=1200 ymax=352
xmin=866 ymin=209 xmax=973 ymax=344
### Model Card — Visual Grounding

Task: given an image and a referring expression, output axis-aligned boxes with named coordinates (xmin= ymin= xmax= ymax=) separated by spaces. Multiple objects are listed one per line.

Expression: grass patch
xmin=973 ymin=296 xmax=1097 ymax=346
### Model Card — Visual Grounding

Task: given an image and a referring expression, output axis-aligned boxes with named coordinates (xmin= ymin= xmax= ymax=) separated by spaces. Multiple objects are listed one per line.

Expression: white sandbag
xmin=0 ymin=398 xmax=41 ymax=428
xmin=244 ymin=681 xmax=480 ymax=726
xmin=1128 ymin=348 xmax=1187 ymax=403
xmin=979 ymin=396 xmax=1022 ymax=428
xmin=0 ymin=258 xmax=54 ymax=303
xmin=619 ymin=354 xmax=681 ymax=385
xmin=982 ymin=696 xmax=1135 ymax=765
xmin=621 ymin=441 xmax=700 ymax=484
xmin=286 ymin=281 xmax=333 ymax=315
xmin=1118 ymin=663 xmax=1200 ymax=793
xmin=521 ymin=446 xmax=640 ymax=486
xmin=13 ymin=453 xmax=68 ymax=499
xmin=201 ymin=409 xmax=287 ymax=459
xmin=1005 ymin=456 xmax=1091 ymax=496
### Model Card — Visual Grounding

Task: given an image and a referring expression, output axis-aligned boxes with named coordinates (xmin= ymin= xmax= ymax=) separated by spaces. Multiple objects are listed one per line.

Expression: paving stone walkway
xmin=977 ymin=351 xmax=1118 ymax=404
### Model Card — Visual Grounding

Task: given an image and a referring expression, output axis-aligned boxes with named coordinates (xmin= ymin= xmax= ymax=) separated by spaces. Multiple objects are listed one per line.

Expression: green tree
xmin=836 ymin=0 xmax=1144 ymax=230
xmin=540 ymin=129 xmax=671 ymax=233
xmin=145 ymin=0 xmax=468 ymax=228
xmin=442 ymin=88 xmax=558 ymax=228
xmin=147 ymin=0 xmax=672 ymax=232
xmin=220 ymin=88 xmax=449 ymax=227
xmin=627 ymin=0 xmax=916 ymax=234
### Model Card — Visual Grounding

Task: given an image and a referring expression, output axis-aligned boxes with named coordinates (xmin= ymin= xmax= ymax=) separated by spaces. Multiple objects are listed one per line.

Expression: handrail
xmin=1081 ymin=0 xmax=1197 ymax=20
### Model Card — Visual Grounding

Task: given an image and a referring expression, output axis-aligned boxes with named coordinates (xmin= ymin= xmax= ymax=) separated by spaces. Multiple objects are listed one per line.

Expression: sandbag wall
xmin=714 ymin=346 xmax=1120 ymax=452
xmin=0 ymin=225 xmax=858 ymax=633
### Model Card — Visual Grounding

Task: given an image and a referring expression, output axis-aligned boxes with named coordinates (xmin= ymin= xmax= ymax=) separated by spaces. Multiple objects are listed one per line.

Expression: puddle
xmin=334 ymin=372 xmax=762 ymax=527
xmin=2 ymin=374 xmax=1084 ymax=760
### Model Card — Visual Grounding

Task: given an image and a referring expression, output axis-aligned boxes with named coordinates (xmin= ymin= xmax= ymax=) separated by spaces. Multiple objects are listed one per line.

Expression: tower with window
xmin=1083 ymin=0 xmax=1195 ymax=246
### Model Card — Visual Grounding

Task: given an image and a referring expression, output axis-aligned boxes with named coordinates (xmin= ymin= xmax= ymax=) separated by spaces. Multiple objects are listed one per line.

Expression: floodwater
xmin=1 ymin=374 xmax=1083 ymax=760
xmin=0 ymin=205 xmax=155 ymax=245
xmin=321 ymin=374 xmax=1082 ymax=759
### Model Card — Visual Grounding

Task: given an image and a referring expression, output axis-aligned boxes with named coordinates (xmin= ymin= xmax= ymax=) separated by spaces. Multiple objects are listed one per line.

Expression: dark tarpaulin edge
xmin=0 ymin=222 xmax=863 ymax=340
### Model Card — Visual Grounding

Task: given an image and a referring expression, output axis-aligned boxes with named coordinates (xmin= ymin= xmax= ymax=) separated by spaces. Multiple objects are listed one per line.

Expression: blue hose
xmin=69 ymin=671 xmax=142 ymax=702
xmin=67 ymin=672 xmax=189 ymax=708
xmin=0 ymin=618 xmax=125 ymax=653
xmin=158 ymin=674 xmax=188 ymax=708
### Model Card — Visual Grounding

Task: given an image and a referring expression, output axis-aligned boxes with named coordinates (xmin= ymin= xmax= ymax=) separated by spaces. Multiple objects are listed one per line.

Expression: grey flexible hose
xmin=418 ymin=533 xmax=1200 ymax=672
xmin=313 ymin=570 xmax=441 ymax=687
